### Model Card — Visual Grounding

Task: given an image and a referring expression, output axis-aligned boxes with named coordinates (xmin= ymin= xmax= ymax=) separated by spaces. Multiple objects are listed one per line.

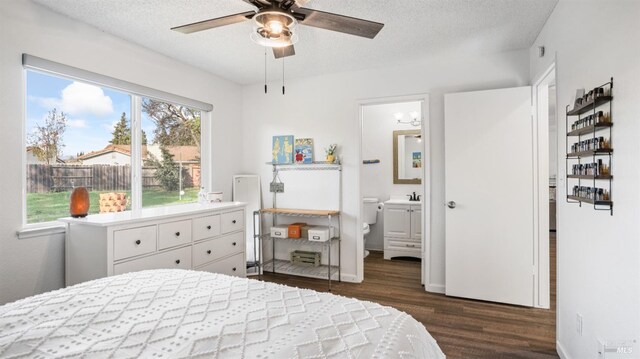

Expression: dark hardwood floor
xmin=260 ymin=235 xmax=557 ymax=358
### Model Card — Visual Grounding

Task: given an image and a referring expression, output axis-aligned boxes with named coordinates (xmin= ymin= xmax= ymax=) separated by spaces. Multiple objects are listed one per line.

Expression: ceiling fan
xmin=171 ymin=0 xmax=384 ymax=59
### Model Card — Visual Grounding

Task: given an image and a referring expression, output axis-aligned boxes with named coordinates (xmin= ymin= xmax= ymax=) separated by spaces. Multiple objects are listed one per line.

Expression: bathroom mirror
xmin=393 ymin=130 xmax=422 ymax=184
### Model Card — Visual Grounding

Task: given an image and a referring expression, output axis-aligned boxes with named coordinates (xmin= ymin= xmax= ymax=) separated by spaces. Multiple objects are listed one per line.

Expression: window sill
xmin=17 ymin=223 xmax=66 ymax=239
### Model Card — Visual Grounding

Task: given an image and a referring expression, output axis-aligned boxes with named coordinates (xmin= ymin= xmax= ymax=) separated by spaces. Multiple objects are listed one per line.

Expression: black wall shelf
xmin=565 ymin=77 xmax=613 ymax=215
xmin=567 ymin=95 xmax=613 ymax=116
xmin=566 ymin=149 xmax=613 ymax=158
xmin=566 ymin=122 xmax=612 ymax=137
xmin=567 ymin=195 xmax=612 ymax=206
xmin=567 ymin=175 xmax=613 ymax=180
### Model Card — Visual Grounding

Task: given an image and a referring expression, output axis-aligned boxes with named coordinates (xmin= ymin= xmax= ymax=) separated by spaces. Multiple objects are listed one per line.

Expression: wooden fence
xmin=26 ymin=164 xmax=199 ymax=193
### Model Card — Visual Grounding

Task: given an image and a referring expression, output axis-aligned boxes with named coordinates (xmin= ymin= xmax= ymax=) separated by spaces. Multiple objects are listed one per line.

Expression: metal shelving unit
xmin=565 ymin=77 xmax=613 ymax=215
xmin=253 ymin=161 xmax=342 ymax=290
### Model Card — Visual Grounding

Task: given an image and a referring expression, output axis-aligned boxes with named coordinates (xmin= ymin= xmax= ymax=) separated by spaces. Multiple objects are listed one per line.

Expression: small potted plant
xmin=325 ymin=144 xmax=337 ymax=163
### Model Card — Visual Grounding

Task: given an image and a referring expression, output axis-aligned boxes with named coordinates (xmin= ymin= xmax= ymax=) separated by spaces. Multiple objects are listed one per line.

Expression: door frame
xmin=532 ymin=62 xmax=556 ymax=309
xmin=356 ymin=94 xmax=430 ymax=284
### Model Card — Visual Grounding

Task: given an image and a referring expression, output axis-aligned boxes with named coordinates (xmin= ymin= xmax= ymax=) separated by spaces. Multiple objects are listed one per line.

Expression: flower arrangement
xmin=325 ymin=144 xmax=337 ymax=163
xmin=325 ymin=144 xmax=337 ymax=156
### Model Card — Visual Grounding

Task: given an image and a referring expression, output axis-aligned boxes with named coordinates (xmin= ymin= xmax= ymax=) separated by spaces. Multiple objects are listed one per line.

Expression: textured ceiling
xmin=32 ymin=0 xmax=557 ymax=85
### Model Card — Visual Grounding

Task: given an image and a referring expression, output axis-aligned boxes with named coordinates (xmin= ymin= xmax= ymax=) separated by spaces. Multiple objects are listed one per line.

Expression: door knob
xmin=447 ymin=201 xmax=456 ymax=209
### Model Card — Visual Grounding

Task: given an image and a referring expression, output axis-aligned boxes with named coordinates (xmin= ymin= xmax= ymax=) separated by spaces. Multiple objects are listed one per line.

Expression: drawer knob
xmin=207 ymin=250 xmax=212 ymax=255
xmin=232 ymin=267 xmax=237 ymax=272
xmin=232 ymin=242 xmax=237 ymax=246
xmin=135 ymin=239 xmax=141 ymax=245
xmin=207 ymin=225 xmax=211 ymax=230
xmin=175 ymin=259 xmax=181 ymax=264
xmin=232 ymin=220 xmax=237 ymax=224
xmin=175 ymin=231 xmax=180 ymax=237
xmin=406 ymin=244 xmax=416 ymax=248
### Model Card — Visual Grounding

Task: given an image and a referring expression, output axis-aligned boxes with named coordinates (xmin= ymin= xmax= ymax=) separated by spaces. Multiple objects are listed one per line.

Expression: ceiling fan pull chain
xmin=282 ymin=56 xmax=285 ymax=95
xmin=264 ymin=47 xmax=268 ymax=94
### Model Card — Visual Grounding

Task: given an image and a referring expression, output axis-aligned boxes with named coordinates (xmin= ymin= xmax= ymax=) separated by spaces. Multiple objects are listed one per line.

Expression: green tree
xmin=27 ymin=108 xmax=66 ymax=164
xmin=109 ymin=112 xmax=148 ymax=145
xmin=151 ymin=146 xmax=179 ymax=191
xmin=110 ymin=112 xmax=130 ymax=145
xmin=142 ymin=99 xmax=200 ymax=150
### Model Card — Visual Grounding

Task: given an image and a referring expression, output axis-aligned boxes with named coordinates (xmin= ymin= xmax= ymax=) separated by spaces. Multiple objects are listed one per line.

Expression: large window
xmin=25 ymin=69 xmax=204 ymax=225
xmin=141 ymin=98 xmax=201 ymax=208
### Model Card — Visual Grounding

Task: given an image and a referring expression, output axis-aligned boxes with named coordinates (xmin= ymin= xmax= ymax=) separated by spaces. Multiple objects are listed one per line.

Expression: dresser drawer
xmin=192 ymin=231 xmax=243 ymax=267
xmin=158 ymin=220 xmax=192 ymax=250
xmin=197 ymin=252 xmax=245 ymax=277
xmin=387 ymin=238 xmax=422 ymax=251
xmin=113 ymin=246 xmax=191 ymax=275
xmin=221 ymin=210 xmax=244 ymax=234
xmin=113 ymin=225 xmax=157 ymax=261
xmin=192 ymin=215 xmax=221 ymax=241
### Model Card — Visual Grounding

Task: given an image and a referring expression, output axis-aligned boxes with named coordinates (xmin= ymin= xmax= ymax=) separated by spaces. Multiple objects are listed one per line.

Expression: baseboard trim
xmin=557 ymin=340 xmax=569 ymax=359
xmin=341 ymin=274 xmax=359 ymax=283
xmin=426 ymin=283 xmax=445 ymax=294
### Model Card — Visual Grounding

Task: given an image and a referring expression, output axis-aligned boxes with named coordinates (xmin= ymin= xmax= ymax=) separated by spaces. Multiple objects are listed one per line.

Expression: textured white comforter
xmin=0 ymin=270 xmax=445 ymax=358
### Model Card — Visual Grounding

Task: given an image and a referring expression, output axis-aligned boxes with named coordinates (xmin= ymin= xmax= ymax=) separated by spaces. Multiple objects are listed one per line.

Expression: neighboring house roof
xmin=77 ymin=144 xmax=199 ymax=163
xmin=77 ymin=144 xmax=148 ymax=161
xmin=164 ymin=146 xmax=200 ymax=162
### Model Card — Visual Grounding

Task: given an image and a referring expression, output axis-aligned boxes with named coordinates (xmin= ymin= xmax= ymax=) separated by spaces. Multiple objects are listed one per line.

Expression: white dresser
xmin=383 ymin=200 xmax=422 ymax=259
xmin=61 ymin=202 xmax=247 ymax=286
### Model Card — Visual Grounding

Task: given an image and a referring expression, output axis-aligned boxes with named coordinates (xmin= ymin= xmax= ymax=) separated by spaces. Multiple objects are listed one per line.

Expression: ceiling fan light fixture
xmin=250 ymin=30 xmax=298 ymax=48
xmin=250 ymin=10 xmax=299 ymax=48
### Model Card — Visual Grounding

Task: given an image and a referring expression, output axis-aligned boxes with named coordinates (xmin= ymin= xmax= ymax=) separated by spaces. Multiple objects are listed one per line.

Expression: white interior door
xmin=445 ymin=86 xmax=534 ymax=307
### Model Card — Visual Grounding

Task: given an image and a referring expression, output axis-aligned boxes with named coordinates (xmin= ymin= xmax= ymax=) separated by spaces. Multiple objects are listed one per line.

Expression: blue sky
xmin=26 ymin=71 xmax=157 ymax=158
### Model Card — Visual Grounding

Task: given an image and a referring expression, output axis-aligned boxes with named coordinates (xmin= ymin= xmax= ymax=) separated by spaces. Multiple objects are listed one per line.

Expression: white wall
xmin=361 ymin=101 xmax=422 ymax=251
xmin=530 ymin=1 xmax=640 ymax=358
xmin=0 ymin=0 xmax=243 ymax=304
xmin=241 ymin=49 xmax=530 ymax=285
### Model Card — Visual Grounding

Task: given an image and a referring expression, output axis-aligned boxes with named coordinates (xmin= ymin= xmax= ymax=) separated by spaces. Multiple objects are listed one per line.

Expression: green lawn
xmin=27 ymin=187 xmax=199 ymax=224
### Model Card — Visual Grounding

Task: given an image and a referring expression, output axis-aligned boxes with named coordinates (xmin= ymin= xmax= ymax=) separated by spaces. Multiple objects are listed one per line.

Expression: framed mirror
xmin=393 ymin=130 xmax=422 ymax=184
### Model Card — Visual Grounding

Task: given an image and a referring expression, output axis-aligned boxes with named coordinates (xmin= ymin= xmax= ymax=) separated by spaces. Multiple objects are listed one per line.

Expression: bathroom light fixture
xmin=250 ymin=10 xmax=299 ymax=48
xmin=395 ymin=111 xmax=422 ymax=127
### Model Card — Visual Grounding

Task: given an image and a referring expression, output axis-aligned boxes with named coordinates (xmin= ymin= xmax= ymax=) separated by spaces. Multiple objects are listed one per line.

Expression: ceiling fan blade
xmin=273 ymin=45 xmax=296 ymax=59
xmin=171 ymin=11 xmax=256 ymax=34
xmin=283 ymin=0 xmax=311 ymax=9
xmin=294 ymin=8 xmax=384 ymax=39
xmin=241 ymin=0 xmax=270 ymax=10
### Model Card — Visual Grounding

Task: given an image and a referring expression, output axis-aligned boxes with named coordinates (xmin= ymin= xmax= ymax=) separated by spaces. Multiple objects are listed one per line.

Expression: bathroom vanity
xmin=383 ymin=199 xmax=422 ymax=259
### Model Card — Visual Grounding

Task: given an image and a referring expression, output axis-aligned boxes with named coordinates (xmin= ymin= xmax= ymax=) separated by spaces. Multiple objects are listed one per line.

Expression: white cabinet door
xmin=445 ymin=86 xmax=534 ymax=307
xmin=384 ymin=205 xmax=411 ymax=238
xmin=410 ymin=206 xmax=422 ymax=239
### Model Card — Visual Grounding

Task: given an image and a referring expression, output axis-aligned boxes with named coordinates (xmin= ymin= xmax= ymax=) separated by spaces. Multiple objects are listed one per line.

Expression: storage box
xmin=270 ymin=226 xmax=289 ymax=238
xmin=290 ymin=250 xmax=321 ymax=267
xmin=288 ymin=222 xmax=306 ymax=238
xmin=301 ymin=225 xmax=316 ymax=238
xmin=308 ymin=226 xmax=335 ymax=242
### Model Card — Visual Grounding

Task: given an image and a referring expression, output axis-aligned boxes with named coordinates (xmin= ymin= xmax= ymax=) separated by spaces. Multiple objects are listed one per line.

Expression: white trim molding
xmin=22 ymin=54 xmax=213 ymax=112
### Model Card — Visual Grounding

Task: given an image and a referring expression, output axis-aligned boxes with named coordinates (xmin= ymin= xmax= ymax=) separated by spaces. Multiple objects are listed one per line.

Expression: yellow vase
xmin=326 ymin=155 xmax=335 ymax=163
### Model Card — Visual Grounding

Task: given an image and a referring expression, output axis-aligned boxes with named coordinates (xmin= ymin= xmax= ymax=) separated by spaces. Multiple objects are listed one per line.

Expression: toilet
xmin=362 ymin=197 xmax=379 ymax=258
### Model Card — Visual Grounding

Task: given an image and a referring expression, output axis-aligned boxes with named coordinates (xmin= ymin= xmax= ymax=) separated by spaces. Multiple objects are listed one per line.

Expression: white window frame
xmin=21 ymin=54 xmax=213 ymax=228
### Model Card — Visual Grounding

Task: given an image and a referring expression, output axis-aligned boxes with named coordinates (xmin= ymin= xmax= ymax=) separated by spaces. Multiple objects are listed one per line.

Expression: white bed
xmin=0 ymin=270 xmax=445 ymax=358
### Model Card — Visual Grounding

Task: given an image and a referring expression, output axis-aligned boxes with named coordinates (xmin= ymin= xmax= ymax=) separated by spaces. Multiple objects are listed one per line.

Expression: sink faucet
xmin=407 ymin=192 xmax=419 ymax=201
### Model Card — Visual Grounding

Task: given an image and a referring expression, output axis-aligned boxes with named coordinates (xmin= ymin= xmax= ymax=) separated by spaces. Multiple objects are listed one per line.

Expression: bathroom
xmin=360 ymin=98 xmax=425 ymax=267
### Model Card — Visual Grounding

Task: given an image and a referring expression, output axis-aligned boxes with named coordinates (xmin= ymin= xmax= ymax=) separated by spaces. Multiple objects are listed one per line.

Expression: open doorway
xmin=357 ymin=95 xmax=429 ymax=284
xmin=534 ymin=63 xmax=556 ymax=309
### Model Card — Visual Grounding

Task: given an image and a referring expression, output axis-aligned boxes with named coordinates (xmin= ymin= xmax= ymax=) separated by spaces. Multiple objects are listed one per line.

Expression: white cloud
xmin=59 ymin=82 xmax=113 ymax=116
xmin=29 ymin=95 xmax=60 ymax=109
xmin=102 ymin=120 xmax=119 ymax=132
xmin=67 ymin=119 xmax=87 ymax=128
